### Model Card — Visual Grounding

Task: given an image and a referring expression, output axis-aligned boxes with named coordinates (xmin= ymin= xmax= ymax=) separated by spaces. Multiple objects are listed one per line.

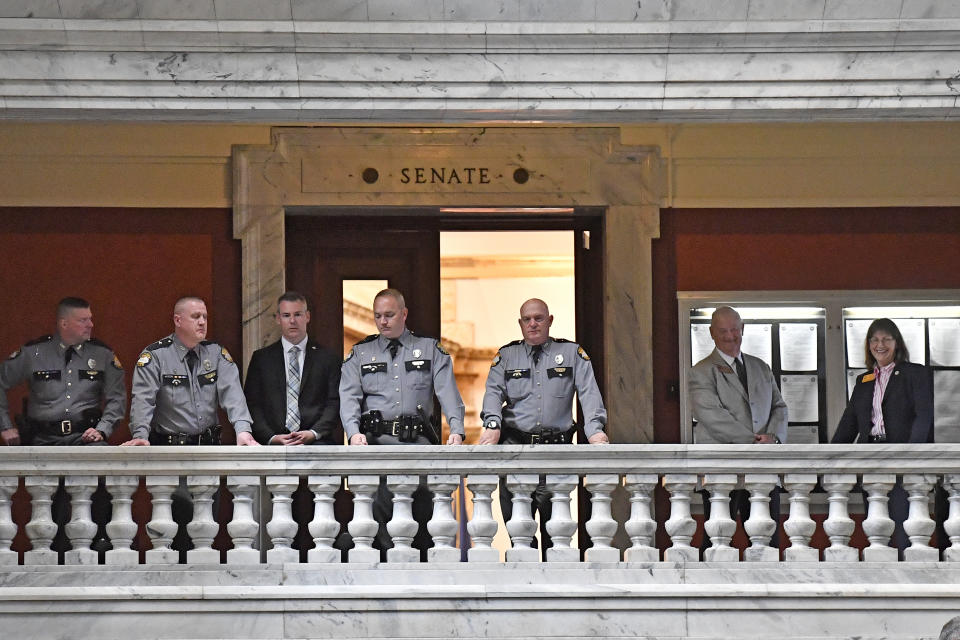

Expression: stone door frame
xmin=232 ymin=126 xmax=662 ymax=442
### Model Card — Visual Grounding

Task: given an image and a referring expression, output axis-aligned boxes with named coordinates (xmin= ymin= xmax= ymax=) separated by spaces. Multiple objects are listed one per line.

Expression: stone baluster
xmin=545 ymin=474 xmax=579 ymax=562
xmin=63 ymin=475 xmax=99 ymax=565
xmin=386 ymin=475 xmax=420 ymax=563
xmin=860 ymin=473 xmax=897 ymax=562
xmin=347 ymin=475 xmax=380 ymax=562
xmin=664 ymin=474 xmax=699 ymax=562
xmin=623 ymin=474 xmax=658 ymax=563
xmin=426 ymin=475 xmax=460 ymax=563
xmin=902 ymin=474 xmax=938 ymax=562
xmin=185 ymin=475 xmax=220 ymax=564
xmin=307 ymin=475 xmax=341 ymax=564
xmin=0 ymin=477 xmax=18 ymax=566
xmin=226 ymin=476 xmax=260 ymax=565
xmin=23 ymin=476 xmax=59 ymax=565
xmin=743 ymin=474 xmax=779 ymax=562
xmin=466 ymin=474 xmax=499 ymax=562
xmin=702 ymin=474 xmax=738 ymax=562
xmin=944 ymin=474 xmax=960 ymax=562
xmin=104 ymin=475 xmax=140 ymax=565
xmin=821 ymin=474 xmax=857 ymax=562
xmin=782 ymin=474 xmax=818 ymax=562
xmin=265 ymin=475 xmax=300 ymax=563
xmin=584 ymin=474 xmax=620 ymax=562
xmin=504 ymin=474 xmax=540 ymax=562
xmin=144 ymin=476 xmax=180 ymax=564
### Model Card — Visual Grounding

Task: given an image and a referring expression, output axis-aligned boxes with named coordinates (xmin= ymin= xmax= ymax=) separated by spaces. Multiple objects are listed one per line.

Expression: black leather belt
xmin=26 ymin=416 xmax=97 ymax=436
xmin=149 ymin=426 xmax=220 ymax=446
xmin=868 ymin=433 xmax=888 ymax=443
xmin=361 ymin=411 xmax=426 ymax=443
xmin=502 ymin=425 xmax=573 ymax=445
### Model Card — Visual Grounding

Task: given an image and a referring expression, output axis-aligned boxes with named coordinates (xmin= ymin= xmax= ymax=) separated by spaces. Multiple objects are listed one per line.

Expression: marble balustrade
xmin=1 ymin=444 xmax=959 ymax=566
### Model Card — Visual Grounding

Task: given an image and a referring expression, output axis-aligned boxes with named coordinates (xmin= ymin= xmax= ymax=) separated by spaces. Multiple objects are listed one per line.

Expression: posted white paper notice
xmin=779 ymin=323 xmax=818 ymax=371
xmin=780 ymin=375 xmax=819 ymax=423
xmin=930 ymin=318 xmax=960 ymax=367
xmin=742 ymin=324 xmax=773 ymax=368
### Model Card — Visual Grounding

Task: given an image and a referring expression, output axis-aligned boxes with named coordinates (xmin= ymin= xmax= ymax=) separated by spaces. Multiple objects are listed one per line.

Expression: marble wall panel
xmin=212 ymin=0 xmax=291 ymax=21
xmin=366 ymin=0 xmax=444 ymax=21
xmin=136 ymin=0 xmax=215 ymax=20
xmin=823 ymin=0 xmax=904 ymax=19
xmin=58 ymin=0 xmax=139 ymax=19
xmin=442 ymin=1 xmax=520 ymax=22
xmin=291 ymin=0 xmax=368 ymax=21
xmin=670 ymin=0 xmax=750 ymax=21
xmin=747 ymin=0 xmax=827 ymax=20
xmin=0 ymin=0 xmax=61 ymax=18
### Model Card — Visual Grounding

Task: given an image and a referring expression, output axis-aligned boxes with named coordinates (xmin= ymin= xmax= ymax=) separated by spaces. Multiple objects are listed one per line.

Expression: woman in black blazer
xmin=832 ymin=318 xmax=934 ymax=556
xmin=833 ymin=318 xmax=934 ymax=445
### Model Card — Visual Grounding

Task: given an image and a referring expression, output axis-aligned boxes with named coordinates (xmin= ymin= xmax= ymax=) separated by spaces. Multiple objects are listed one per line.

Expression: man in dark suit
xmin=244 ymin=291 xmax=341 ymax=445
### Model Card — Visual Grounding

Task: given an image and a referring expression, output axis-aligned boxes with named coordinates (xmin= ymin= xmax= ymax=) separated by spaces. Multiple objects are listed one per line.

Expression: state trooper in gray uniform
xmin=123 ymin=296 xmax=258 ymax=447
xmin=480 ymin=298 xmax=609 ymax=553
xmin=0 ymin=297 xmax=126 ymax=447
xmin=340 ymin=288 xmax=465 ymax=557
xmin=0 ymin=297 xmax=126 ymax=554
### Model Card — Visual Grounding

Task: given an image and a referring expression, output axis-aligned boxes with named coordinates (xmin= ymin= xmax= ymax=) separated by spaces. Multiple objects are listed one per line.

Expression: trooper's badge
xmin=88 ymin=358 xmax=97 ymax=369
xmin=412 ymin=349 xmax=422 ymax=359
xmin=136 ymin=352 xmax=152 ymax=367
xmin=555 ymin=354 xmax=564 ymax=365
xmin=577 ymin=346 xmax=591 ymax=361
xmin=203 ymin=359 xmax=212 ymax=371
xmin=220 ymin=347 xmax=234 ymax=363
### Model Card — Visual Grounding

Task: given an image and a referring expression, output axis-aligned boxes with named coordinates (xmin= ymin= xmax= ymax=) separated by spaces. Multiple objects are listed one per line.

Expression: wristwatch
xmin=484 ymin=419 xmax=501 ymax=430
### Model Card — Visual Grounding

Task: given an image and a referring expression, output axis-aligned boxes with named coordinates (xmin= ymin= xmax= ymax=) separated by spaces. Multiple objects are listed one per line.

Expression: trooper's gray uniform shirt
xmin=339 ymin=330 xmax=465 ymax=440
xmin=0 ymin=334 xmax=126 ymax=436
xmin=482 ymin=338 xmax=606 ymax=438
xmin=130 ymin=334 xmax=252 ymax=440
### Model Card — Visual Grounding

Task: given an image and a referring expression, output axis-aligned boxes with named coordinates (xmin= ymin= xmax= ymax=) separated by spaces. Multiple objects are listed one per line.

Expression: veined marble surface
xmin=0 ymin=564 xmax=958 ymax=639
xmin=1 ymin=4 xmax=960 ymax=121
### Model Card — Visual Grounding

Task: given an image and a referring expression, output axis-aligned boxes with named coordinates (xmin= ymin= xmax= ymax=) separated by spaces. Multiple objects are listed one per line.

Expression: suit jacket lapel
xmin=299 ymin=341 xmax=316 ymax=402
xmin=712 ymin=349 xmax=748 ymax=401
xmin=881 ymin=364 xmax=902 ymax=407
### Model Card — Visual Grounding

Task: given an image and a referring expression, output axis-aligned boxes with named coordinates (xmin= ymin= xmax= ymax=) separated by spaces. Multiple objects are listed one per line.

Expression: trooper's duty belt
xmin=502 ymin=425 xmax=573 ymax=445
xmin=148 ymin=425 xmax=221 ymax=446
xmin=361 ymin=411 xmax=426 ymax=443
xmin=25 ymin=415 xmax=99 ymax=436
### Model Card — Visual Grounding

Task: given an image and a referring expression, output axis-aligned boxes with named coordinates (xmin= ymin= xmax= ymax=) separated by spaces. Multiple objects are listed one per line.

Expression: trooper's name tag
xmin=33 ymin=370 xmax=61 ymax=381
xmin=361 ymin=362 xmax=387 ymax=375
xmin=405 ymin=360 xmax=431 ymax=372
xmin=198 ymin=370 xmax=218 ymax=386
xmin=163 ymin=374 xmax=188 ymax=387
xmin=546 ymin=367 xmax=569 ymax=379
xmin=506 ymin=368 xmax=531 ymax=379
xmin=79 ymin=369 xmax=104 ymax=381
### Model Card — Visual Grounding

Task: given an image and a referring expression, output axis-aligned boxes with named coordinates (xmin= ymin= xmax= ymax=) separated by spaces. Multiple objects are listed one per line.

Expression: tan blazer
xmin=689 ymin=348 xmax=788 ymax=444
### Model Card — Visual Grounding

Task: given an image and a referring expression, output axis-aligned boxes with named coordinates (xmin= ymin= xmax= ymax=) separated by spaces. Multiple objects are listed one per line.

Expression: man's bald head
xmin=519 ymin=298 xmax=553 ymax=345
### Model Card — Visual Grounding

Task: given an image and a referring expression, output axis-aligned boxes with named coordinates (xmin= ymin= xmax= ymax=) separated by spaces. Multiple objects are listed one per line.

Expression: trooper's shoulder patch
xmin=435 ymin=341 xmax=450 ymax=356
xmin=577 ymin=346 xmax=591 ymax=361
xmin=87 ymin=337 xmax=112 ymax=350
xmin=7 ymin=348 xmax=21 ymax=360
xmin=136 ymin=352 xmax=152 ymax=367
xmin=490 ymin=351 xmax=502 ymax=368
xmin=356 ymin=334 xmax=378 ymax=345
xmin=25 ymin=335 xmax=52 ymax=347
xmin=146 ymin=337 xmax=173 ymax=351
xmin=111 ymin=354 xmax=123 ymax=370
xmin=220 ymin=347 xmax=234 ymax=363
xmin=499 ymin=339 xmax=524 ymax=350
